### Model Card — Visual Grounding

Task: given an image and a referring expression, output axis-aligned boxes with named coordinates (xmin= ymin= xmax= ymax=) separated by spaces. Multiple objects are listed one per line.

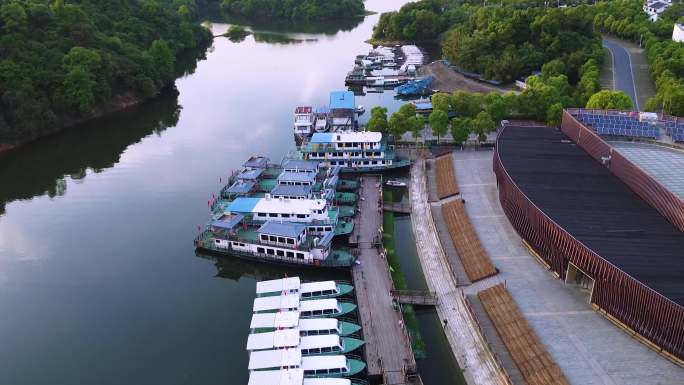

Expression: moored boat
xmin=256 ymin=277 xmax=354 ymax=299
xmin=246 ymin=330 xmax=364 ymax=355
xmin=249 ymin=312 xmax=361 ymax=337
xmin=248 ymin=369 xmax=367 ymax=385
xmin=385 ymin=179 xmax=406 ymax=187
xmin=302 ymin=355 xmax=366 ymax=378
xmin=252 ymin=296 xmax=357 ymax=318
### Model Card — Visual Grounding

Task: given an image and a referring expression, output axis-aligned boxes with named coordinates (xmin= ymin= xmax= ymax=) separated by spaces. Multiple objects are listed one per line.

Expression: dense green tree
xmin=485 ymin=93 xmax=508 ymax=123
xmin=398 ymin=103 xmax=417 ymax=118
xmin=367 ymin=107 xmax=389 ymax=133
xmin=388 ymin=112 xmax=408 ymax=138
xmin=431 ymin=92 xmax=450 ymax=113
xmin=473 ymin=111 xmax=495 ymax=140
xmin=586 ymin=90 xmax=634 ymax=110
xmin=451 ymin=91 xmax=482 ymax=118
xmin=428 ymin=110 xmax=449 ymax=142
xmin=221 ymin=0 xmax=365 ymax=21
xmin=450 ymin=117 xmax=471 ymax=145
xmin=0 ymin=0 xmax=212 ymax=144
xmin=546 ymin=103 xmax=564 ymax=127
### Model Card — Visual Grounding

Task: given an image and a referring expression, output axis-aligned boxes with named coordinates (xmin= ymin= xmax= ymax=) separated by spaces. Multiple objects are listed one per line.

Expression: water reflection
xmin=0 ymin=90 xmax=180 ymax=216
xmin=210 ymin=13 xmax=364 ymax=35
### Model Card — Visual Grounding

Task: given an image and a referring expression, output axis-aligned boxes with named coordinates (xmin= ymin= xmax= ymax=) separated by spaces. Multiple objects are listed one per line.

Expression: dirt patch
xmin=418 ymin=61 xmax=514 ymax=94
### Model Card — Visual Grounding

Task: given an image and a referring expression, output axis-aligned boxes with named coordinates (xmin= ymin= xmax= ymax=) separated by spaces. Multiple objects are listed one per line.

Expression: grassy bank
xmin=382 ymin=190 xmax=427 ymax=358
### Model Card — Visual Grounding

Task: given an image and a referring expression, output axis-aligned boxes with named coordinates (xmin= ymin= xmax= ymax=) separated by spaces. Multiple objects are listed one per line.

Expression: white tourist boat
xmin=256 ymin=277 xmax=354 ymax=299
xmin=249 ymin=311 xmax=362 ymax=336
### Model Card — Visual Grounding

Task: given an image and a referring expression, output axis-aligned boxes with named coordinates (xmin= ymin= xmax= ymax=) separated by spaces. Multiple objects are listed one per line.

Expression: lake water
xmin=0 ymin=2 xmax=461 ymax=383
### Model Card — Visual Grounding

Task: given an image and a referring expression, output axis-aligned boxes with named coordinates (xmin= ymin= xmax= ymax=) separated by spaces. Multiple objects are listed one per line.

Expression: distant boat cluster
xmin=247 ymin=277 xmax=367 ymax=385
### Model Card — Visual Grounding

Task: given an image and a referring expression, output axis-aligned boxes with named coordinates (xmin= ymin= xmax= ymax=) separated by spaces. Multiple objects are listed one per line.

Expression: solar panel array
xmin=662 ymin=120 xmax=684 ymax=142
xmin=575 ymin=111 xmax=659 ymax=139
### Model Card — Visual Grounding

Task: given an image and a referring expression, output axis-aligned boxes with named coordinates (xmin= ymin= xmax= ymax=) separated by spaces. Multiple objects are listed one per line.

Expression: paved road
xmin=603 ymin=38 xmax=639 ymax=110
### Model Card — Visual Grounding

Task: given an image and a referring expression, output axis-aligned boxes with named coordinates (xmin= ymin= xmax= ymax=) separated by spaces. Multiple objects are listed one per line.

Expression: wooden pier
xmin=391 ymin=290 xmax=438 ymax=306
xmin=351 ymin=175 xmax=419 ymax=385
xmin=383 ymin=202 xmax=412 ymax=214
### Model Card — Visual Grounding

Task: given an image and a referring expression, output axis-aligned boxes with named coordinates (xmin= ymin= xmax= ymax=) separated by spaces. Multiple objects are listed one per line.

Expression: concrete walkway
xmin=452 ymin=150 xmax=684 ymax=385
xmin=409 ymin=159 xmax=512 ymax=385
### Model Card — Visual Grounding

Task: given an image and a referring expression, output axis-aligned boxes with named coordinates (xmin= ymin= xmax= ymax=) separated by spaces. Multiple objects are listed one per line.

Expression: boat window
xmin=302 ymin=311 xmax=311 ymax=316
xmin=322 ymin=347 xmax=332 ymax=353
xmin=302 ymin=292 xmax=311 ymax=297
xmin=297 ymin=253 xmax=304 ymax=259
xmin=276 ymin=250 xmax=284 ymax=257
xmin=282 ymin=213 xmax=290 ymax=218
xmin=277 ymin=237 xmax=286 ymax=243
xmin=332 ymin=346 xmax=340 ymax=352
xmin=215 ymin=239 xmax=220 ymax=244
xmin=287 ymin=239 xmax=294 ymax=244
xmin=261 ymin=235 xmax=268 ymax=241
xmin=269 ymin=235 xmax=277 ymax=242
xmin=297 ymin=214 xmax=306 ymax=218
xmin=269 ymin=213 xmax=277 ymax=217
xmin=313 ymin=291 xmax=322 ymax=296
xmin=257 ymin=247 xmax=265 ymax=253
xmin=330 ymin=368 xmax=341 ymax=374
xmin=304 ymin=370 xmax=315 ymax=375
xmin=266 ymin=249 xmax=275 ymax=255
xmin=313 ymin=310 xmax=323 ymax=315
xmin=323 ymin=290 xmax=333 ymax=295
xmin=311 ymin=348 xmax=320 ymax=354
xmin=287 ymin=251 xmax=294 ymax=258
xmin=323 ymin=309 xmax=333 ymax=314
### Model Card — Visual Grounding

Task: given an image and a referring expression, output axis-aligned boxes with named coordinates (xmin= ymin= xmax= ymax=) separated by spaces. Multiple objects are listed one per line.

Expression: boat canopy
xmin=278 ymin=171 xmax=316 ymax=183
xmin=228 ymin=197 xmax=327 ymax=215
xmin=253 ymin=295 xmax=300 ymax=312
xmin=299 ymin=334 xmax=341 ymax=350
xmin=250 ymin=311 xmax=300 ymax=329
xmin=298 ymin=318 xmax=338 ymax=332
xmin=237 ymin=168 xmax=264 ymax=180
xmin=329 ymin=91 xmax=355 ymax=110
xmin=248 ymin=349 xmax=302 ymax=370
xmin=257 ymin=277 xmax=301 ymax=294
xmin=300 ymin=299 xmax=338 ymax=313
xmin=271 ymin=184 xmax=313 ymax=198
xmin=247 ymin=329 xmax=301 ymax=350
xmin=258 ymin=221 xmax=307 ymax=239
xmin=300 ymin=281 xmax=337 ymax=294
xmin=301 ymin=355 xmax=347 ymax=371
xmin=227 ymin=180 xmax=256 ymax=194
xmin=248 ymin=369 xmax=304 ymax=385
xmin=244 ymin=156 xmax=270 ymax=169
xmin=283 ymin=159 xmax=319 ymax=172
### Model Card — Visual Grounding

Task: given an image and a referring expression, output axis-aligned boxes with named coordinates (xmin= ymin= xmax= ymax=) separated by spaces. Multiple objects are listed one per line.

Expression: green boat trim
xmin=341 ymin=337 xmax=365 ymax=354
xmin=337 ymin=302 xmax=357 ymax=317
xmin=337 ymin=179 xmax=359 ymax=191
xmin=338 ymin=205 xmax=356 ymax=218
xmin=334 ymin=220 xmax=354 ymax=236
xmin=303 ymin=356 xmax=366 ymax=378
xmin=345 ymin=358 xmax=366 ymax=377
xmin=338 ymin=321 xmax=361 ymax=336
xmin=335 ymin=192 xmax=358 ymax=203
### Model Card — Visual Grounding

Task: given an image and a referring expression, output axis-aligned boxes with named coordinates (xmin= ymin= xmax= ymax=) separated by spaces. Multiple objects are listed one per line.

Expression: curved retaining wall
xmin=561 ymin=110 xmax=684 ymax=233
xmin=493 ymin=125 xmax=684 ymax=363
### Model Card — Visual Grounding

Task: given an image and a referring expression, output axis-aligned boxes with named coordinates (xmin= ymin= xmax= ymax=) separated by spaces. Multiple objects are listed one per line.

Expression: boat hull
xmin=194 ymin=246 xmax=355 ymax=269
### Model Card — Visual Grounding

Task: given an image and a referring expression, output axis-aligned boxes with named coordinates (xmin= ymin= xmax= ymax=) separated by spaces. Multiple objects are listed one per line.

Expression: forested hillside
xmin=0 ymin=0 xmax=212 ymax=144
xmin=220 ymin=0 xmax=365 ymax=21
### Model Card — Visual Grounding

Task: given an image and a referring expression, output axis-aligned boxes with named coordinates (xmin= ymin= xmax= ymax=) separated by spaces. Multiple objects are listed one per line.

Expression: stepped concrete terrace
xmin=350 ymin=175 xmax=419 ymax=385
xmin=448 ymin=149 xmax=683 ymax=385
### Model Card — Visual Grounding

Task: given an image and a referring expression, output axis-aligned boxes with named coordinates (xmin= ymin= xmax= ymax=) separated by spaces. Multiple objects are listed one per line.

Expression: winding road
xmin=603 ymin=37 xmax=639 ymax=110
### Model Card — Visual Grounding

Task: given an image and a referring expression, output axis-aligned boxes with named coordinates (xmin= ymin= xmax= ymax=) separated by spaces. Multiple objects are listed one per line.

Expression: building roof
xmin=284 ymin=159 xmax=319 ymax=172
xmin=226 ymin=180 xmax=256 ymax=194
xmin=310 ymin=132 xmax=382 ymax=144
xmin=609 ymin=142 xmax=684 ymax=201
xmin=498 ymin=125 xmax=684 ymax=306
xmin=237 ymin=168 xmax=264 ymax=180
xmin=248 ymin=349 xmax=302 ymax=370
xmin=258 ymin=221 xmax=308 ymax=238
xmin=228 ymin=197 xmax=327 ymax=215
xmin=244 ymin=156 xmax=270 ymax=169
xmin=253 ymin=294 xmax=300 ymax=312
xmin=246 ymin=329 xmax=301 ymax=350
xmin=299 ymin=334 xmax=340 ymax=350
xmin=300 ymin=281 xmax=337 ymax=294
xmin=329 ymin=91 xmax=355 ymax=110
xmin=210 ymin=213 xmax=244 ymax=230
xmin=250 ymin=311 xmax=300 ymax=329
xmin=298 ymin=318 xmax=338 ymax=332
xmin=271 ymin=184 xmax=313 ymax=198
xmin=248 ymin=370 xmax=304 ymax=385
xmin=301 ymin=355 xmax=346 ymax=371
xmin=300 ymin=299 xmax=338 ymax=312
xmin=278 ymin=171 xmax=316 ymax=183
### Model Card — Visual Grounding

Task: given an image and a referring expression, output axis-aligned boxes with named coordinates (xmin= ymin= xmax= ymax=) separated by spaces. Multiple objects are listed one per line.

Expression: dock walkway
xmin=351 ymin=176 xmax=418 ymax=385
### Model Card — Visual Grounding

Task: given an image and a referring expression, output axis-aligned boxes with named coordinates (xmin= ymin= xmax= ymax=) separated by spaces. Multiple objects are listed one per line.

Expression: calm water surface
xmin=0 ymin=2 xmax=460 ymax=383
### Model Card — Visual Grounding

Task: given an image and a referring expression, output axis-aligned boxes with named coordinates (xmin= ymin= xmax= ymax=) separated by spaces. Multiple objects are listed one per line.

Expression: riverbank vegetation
xmin=592 ymin=0 xmax=684 ymax=115
xmin=220 ymin=0 xmax=365 ymax=21
xmin=383 ymin=190 xmax=427 ymax=358
xmin=0 ymin=0 xmax=212 ymax=145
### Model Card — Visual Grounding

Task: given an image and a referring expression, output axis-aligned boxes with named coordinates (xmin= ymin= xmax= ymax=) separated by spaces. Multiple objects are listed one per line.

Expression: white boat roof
xmin=301 ymin=355 xmax=347 ymax=371
xmin=251 ymin=311 xmax=300 ymax=329
xmin=248 ymin=369 xmax=304 ymax=385
xmin=257 ymin=277 xmax=302 ymax=294
xmin=247 ymin=329 xmax=301 ymax=350
xmin=304 ymin=379 xmax=351 ymax=385
xmin=300 ymin=334 xmax=341 ymax=349
xmin=254 ymin=295 xmax=300 ymax=312
xmin=248 ymin=349 xmax=302 ymax=370
xmin=298 ymin=318 xmax=338 ymax=331
xmin=300 ymin=281 xmax=336 ymax=293
xmin=300 ymin=299 xmax=338 ymax=312
xmin=256 ymin=198 xmax=327 ymax=214
xmin=311 ymin=132 xmax=382 ymax=144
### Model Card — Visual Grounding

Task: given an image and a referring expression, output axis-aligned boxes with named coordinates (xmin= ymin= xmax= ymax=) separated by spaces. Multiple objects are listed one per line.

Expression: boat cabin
xmin=300 ymin=281 xmax=341 ymax=299
xmin=227 ymin=197 xmax=330 ymax=223
xmin=248 ymin=348 xmax=302 ymax=371
xmin=299 ymin=299 xmax=341 ymax=318
xmin=301 ymin=355 xmax=350 ymax=377
xmin=246 ymin=329 xmax=301 ymax=351
xmin=248 ymin=370 xmax=352 ymax=385
xmin=243 ymin=156 xmax=270 ymax=170
xmin=283 ymin=159 xmax=319 ymax=174
xmin=329 ymin=91 xmax=356 ymax=131
xmin=299 ymin=335 xmax=345 ymax=355
xmin=250 ymin=311 xmax=300 ymax=331
xmin=257 ymin=221 xmax=308 ymax=249
xmin=270 ymin=184 xmax=314 ymax=200
xmin=277 ymin=171 xmax=316 ymax=187
xmin=294 ymin=106 xmax=314 ymax=136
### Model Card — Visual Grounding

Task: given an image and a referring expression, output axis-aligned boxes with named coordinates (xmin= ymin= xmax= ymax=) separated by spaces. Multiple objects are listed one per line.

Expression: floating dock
xmin=349 ymin=176 xmax=420 ymax=384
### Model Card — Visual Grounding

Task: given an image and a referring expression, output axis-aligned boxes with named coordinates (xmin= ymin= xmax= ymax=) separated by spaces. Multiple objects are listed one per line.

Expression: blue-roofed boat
xmin=295 ymin=131 xmax=410 ymax=173
xmin=394 ymin=76 xmax=434 ymax=96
